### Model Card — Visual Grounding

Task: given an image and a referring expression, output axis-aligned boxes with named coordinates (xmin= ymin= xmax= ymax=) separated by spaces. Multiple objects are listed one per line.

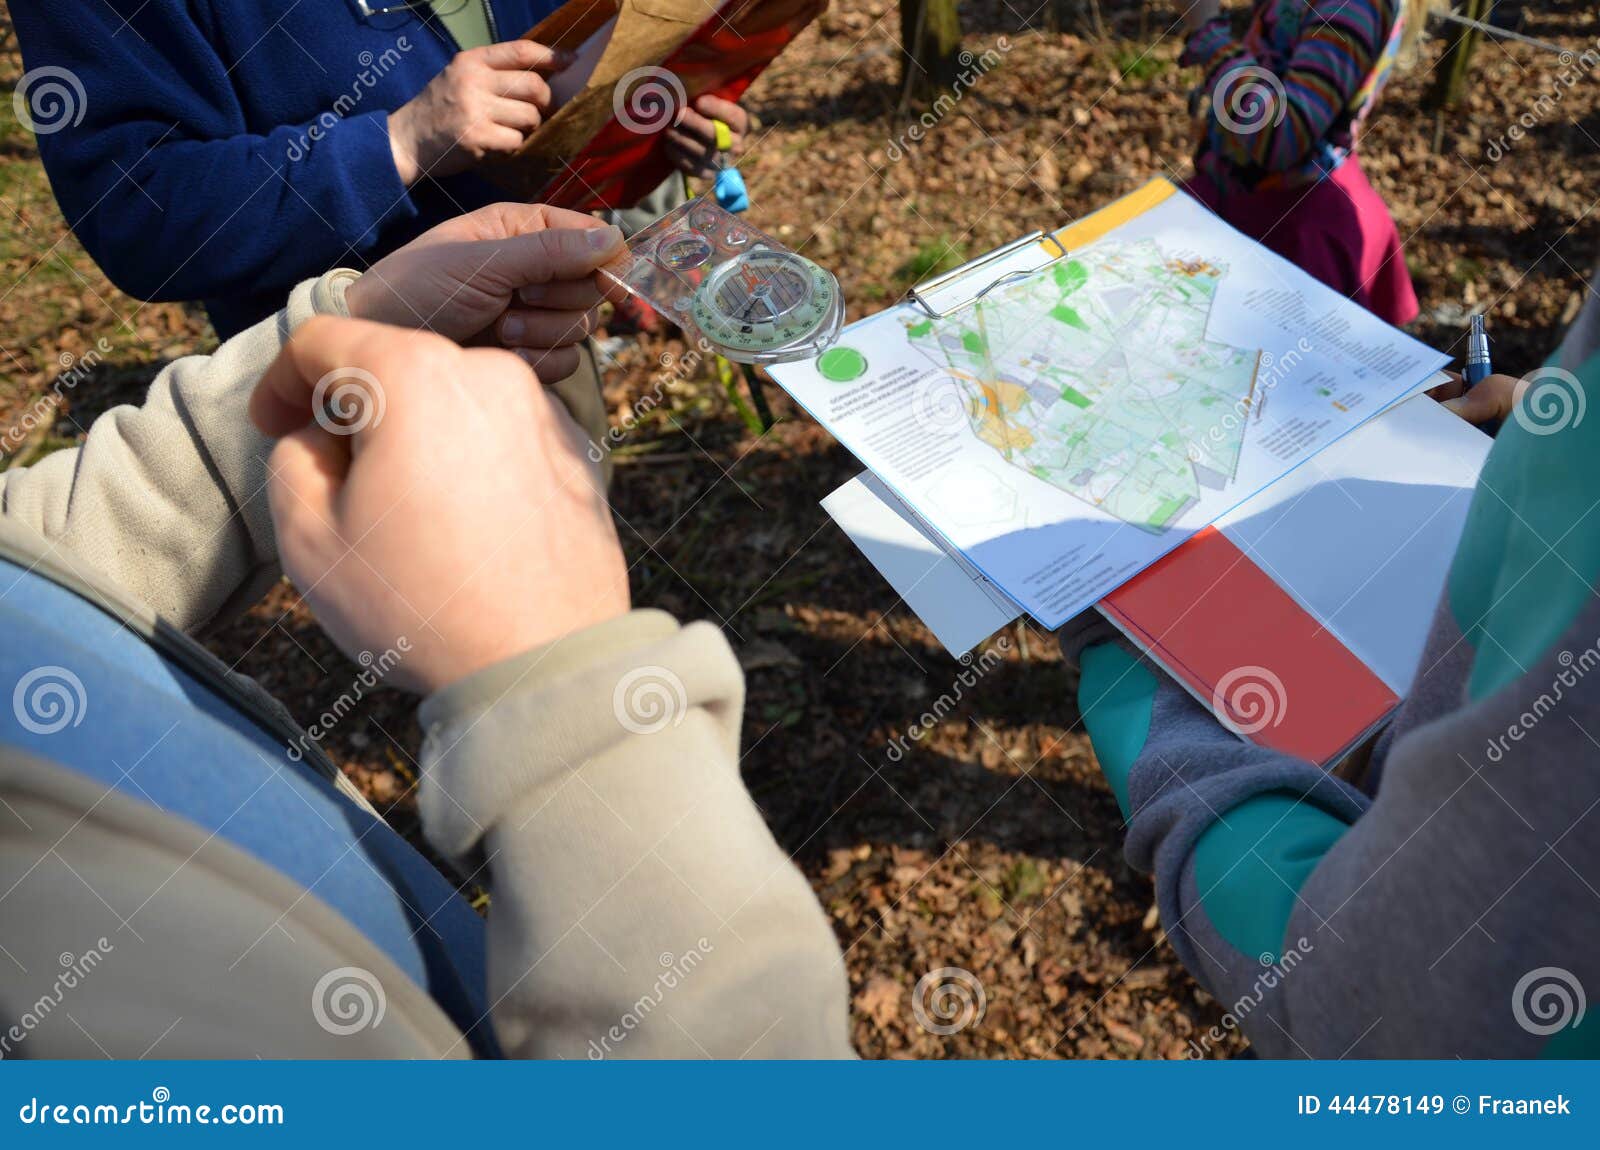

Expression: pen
xmin=1465 ymin=312 xmax=1493 ymax=387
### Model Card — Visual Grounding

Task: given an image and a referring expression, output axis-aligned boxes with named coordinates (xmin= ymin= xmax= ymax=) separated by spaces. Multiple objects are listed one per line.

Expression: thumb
xmin=501 ymin=224 xmax=626 ymax=287
xmin=250 ymin=316 xmax=407 ymax=439
xmin=266 ymin=423 xmax=349 ymax=547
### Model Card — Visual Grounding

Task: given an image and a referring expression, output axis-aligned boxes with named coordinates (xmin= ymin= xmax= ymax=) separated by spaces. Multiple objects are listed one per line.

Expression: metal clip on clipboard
xmin=907 ymin=231 xmax=1070 ymax=319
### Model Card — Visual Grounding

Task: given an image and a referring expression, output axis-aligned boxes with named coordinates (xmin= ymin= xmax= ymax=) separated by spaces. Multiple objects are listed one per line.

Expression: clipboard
xmin=780 ymin=178 xmax=1462 ymax=773
xmin=903 ymin=176 xmax=1185 ymax=318
xmin=905 ymin=231 xmax=1069 ymax=319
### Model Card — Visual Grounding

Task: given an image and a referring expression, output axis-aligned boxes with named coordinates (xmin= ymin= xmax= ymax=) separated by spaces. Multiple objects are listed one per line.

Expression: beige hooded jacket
xmin=0 ymin=274 xmax=852 ymax=1059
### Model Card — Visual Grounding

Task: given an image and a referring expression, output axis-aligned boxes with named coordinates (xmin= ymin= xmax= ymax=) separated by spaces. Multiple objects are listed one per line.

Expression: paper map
xmin=906 ymin=239 xmax=1262 ymax=533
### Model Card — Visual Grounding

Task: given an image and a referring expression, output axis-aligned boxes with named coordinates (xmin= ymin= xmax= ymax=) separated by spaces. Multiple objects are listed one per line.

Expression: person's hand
xmin=1179 ymin=0 xmax=1223 ymax=32
xmin=343 ymin=202 xmax=627 ymax=379
xmin=388 ymin=41 xmax=571 ymax=185
xmin=665 ymin=95 xmax=749 ymax=178
xmin=1430 ymin=371 xmax=1521 ymax=429
xmin=249 ymin=317 xmax=630 ymax=696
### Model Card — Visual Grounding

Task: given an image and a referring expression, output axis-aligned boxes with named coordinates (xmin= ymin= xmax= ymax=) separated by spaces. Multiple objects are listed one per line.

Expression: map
xmin=905 ymin=239 xmax=1263 ymax=533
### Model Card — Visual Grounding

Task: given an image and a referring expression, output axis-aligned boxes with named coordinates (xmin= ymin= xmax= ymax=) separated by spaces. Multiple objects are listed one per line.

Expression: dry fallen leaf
xmin=854 ymin=976 xmax=902 ymax=1030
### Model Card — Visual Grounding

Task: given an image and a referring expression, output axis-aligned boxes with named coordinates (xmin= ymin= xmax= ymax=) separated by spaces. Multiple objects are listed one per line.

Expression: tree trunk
xmin=900 ymin=0 xmax=965 ymax=109
xmin=1424 ymin=0 xmax=1491 ymax=111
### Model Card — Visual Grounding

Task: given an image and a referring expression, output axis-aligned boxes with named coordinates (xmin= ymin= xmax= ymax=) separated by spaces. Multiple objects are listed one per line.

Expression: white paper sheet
xmin=1213 ymin=393 xmax=1491 ymax=694
xmin=821 ymin=472 xmax=1021 ymax=657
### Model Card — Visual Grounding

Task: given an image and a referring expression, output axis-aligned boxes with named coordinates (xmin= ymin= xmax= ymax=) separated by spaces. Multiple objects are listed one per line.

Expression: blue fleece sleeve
xmin=11 ymin=1 xmax=418 ymax=305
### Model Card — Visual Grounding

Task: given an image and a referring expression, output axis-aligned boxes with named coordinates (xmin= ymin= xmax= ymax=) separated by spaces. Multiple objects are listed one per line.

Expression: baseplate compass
xmin=604 ymin=199 xmax=843 ymax=365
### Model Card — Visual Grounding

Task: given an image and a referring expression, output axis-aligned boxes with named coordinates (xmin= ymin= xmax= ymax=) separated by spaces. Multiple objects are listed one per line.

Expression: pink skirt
xmin=1186 ymin=156 xmax=1419 ymax=327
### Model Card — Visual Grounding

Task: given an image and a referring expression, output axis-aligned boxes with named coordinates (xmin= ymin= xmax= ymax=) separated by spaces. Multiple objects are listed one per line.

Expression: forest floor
xmin=3 ymin=0 xmax=1599 ymax=1057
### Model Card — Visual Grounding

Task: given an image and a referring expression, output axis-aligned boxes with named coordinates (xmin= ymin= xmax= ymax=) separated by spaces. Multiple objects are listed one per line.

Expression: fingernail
xmin=502 ymin=314 xmax=525 ymax=341
xmin=518 ymin=284 xmax=547 ymax=306
xmin=589 ymin=225 xmax=623 ymax=252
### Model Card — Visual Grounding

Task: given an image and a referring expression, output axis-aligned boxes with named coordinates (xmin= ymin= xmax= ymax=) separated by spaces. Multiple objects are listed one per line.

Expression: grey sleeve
xmin=608 ymin=175 xmax=689 ymax=238
xmin=416 ymin=608 xmax=855 ymax=1060
xmin=0 ymin=273 xmax=354 ymax=633
xmin=1081 ymin=594 xmax=1600 ymax=1057
xmin=1265 ymin=602 xmax=1600 ymax=1058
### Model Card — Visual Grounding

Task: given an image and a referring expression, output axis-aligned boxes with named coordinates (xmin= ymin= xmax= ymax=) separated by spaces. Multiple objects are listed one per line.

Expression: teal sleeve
xmin=1077 ymin=642 xmax=1158 ymax=819
xmin=1192 ymin=791 xmax=1353 ymax=961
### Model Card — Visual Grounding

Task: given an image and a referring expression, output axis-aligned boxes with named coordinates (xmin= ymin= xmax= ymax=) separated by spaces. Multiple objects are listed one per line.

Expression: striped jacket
xmin=1184 ymin=0 xmax=1406 ymax=193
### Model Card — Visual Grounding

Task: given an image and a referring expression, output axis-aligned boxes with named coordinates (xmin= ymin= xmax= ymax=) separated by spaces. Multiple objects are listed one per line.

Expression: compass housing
xmin=689 ymin=247 xmax=843 ymax=365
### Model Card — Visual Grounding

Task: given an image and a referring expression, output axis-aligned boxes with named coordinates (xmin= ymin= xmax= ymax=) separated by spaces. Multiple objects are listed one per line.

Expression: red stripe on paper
xmin=1100 ymin=527 xmax=1398 ymax=766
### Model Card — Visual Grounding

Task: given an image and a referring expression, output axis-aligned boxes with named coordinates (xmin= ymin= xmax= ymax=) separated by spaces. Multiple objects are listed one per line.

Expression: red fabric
xmin=1186 ymin=156 xmax=1418 ymax=327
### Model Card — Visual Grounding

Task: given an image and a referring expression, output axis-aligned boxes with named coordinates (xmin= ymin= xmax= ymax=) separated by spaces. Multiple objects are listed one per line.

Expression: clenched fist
xmin=665 ymin=94 xmax=750 ymax=178
xmin=249 ymin=318 xmax=630 ymax=695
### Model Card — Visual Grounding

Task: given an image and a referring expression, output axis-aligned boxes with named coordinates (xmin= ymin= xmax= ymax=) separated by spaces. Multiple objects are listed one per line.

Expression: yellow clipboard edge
xmin=1045 ymin=177 xmax=1179 ymax=253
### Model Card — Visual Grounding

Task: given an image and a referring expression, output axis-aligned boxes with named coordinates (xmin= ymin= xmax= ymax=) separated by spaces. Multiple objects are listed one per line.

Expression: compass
xmin=689 ymin=247 xmax=843 ymax=365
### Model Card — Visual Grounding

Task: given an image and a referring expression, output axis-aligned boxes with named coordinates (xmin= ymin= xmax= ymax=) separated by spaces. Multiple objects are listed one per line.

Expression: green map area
xmin=907 ymin=239 xmax=1262 ymax=533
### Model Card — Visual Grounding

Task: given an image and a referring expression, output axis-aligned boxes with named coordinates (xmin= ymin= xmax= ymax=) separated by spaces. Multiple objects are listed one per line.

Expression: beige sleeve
xmin=417 ymin=609 xmax=855 ymax=1060
xmin=0 ymin=272 xmax=356 ymax=634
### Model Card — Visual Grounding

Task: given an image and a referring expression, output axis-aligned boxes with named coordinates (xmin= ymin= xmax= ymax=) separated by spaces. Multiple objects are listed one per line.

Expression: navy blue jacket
xmin=13 ymin=1 xmax=558 ymax=337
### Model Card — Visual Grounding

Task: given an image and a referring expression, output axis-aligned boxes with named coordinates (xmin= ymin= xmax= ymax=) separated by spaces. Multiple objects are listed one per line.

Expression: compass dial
xmin=690 ymin=249 xmax=840 ymax=362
